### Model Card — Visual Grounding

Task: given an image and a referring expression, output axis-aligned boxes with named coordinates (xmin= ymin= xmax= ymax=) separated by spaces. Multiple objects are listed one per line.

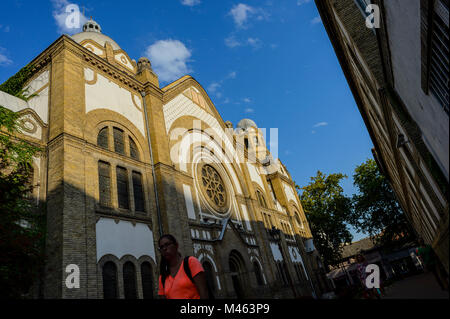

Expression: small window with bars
xmin=116 ymin=166 xmax=129 ymax=209
xmin=113 ymin=127 xmax=125 ymax=155
xmin=132 ymin=171 xmax=145 ymax=212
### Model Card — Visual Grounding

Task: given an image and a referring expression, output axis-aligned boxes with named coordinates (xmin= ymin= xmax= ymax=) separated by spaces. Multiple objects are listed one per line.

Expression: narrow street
xmin=382 ymin=272 xmax=449 ymax=299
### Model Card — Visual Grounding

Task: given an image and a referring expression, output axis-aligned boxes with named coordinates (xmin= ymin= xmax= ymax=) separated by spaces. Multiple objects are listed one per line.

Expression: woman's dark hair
xmin=159 ymin=234 xmax=178 ymax=279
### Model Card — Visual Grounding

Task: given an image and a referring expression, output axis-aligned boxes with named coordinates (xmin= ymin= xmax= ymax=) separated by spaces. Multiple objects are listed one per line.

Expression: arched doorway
xmin=229 ymin=250 xmax=247 ymax=298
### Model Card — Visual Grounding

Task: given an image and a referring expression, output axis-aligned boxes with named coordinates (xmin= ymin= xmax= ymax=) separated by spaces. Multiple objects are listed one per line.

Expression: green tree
xmin=0 ymin=66 xmax=45 ymax=298
xmin=349 ymin=159 xmax=415 ymax=249
xmin=297 ymin=171 xmax=353 ymax=270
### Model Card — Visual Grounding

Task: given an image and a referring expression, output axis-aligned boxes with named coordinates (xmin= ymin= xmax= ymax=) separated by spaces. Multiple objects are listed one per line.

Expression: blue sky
xmin=0 ymin=0 xmax=373 ymax=241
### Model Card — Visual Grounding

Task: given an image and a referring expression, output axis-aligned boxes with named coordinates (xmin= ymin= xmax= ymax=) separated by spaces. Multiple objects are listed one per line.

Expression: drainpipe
xmin=140 ymin=90 xmax=163 ymax=237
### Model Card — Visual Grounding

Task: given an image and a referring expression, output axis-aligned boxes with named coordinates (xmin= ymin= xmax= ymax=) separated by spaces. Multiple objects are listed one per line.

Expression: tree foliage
xmin=0 ymin=105 xmax=44 ymax=298
xmin=297 ymin=171 xmax=353 ymax=270
xmin=349 ymin=159 xmax=415 ymax=249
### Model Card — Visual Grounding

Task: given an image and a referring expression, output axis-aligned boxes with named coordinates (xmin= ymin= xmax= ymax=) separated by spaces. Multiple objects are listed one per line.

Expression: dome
xmin=71 ymin=18 xmax=121 ymax=51
xmin=236 ymin=118 xmax=257 ymax=130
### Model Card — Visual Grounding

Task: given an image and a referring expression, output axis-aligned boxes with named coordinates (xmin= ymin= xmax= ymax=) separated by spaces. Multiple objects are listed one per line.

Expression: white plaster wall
xmin=84 ymin=68 xmax=145 ymax=136
xmin=0 ymin=70 xmax=49 ymax=124
xmin=270 ymin=242 xmax=283 ymax=261
xmin=27 ymin=87 xmax=49 ymax=124
xmin=384 ymin=0 xmax=449 ymax=180
xmin=96 ymin=217 xmax=156 ymax=262
xmin=115 ymin=53 xmax=134 ymax=71
xmin=26 ymin=70 xmax=49 ymax=94
xmin=283 ymin=182 xmax=297 ymax=204
xmin=183 ymin=184 xmax=197 ymax=220
xmin=0 ymin=89 xmax=48 ymax=125
xmin=83 ymin=43 xmax=104 ymax=56
xmin=246 ymin=163 xmax=265 ymax=190
xmin=18 ymin=113 xmax=42 ymax=140
xmin=240 ymin=204 xmax=252 ymax=231
xmin=163 ymin=92 xmax=234 ymax=153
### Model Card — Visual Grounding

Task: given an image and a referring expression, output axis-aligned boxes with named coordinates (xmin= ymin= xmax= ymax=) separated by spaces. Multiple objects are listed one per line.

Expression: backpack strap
xmin=183 ymin=256 xmax=194 ymax=283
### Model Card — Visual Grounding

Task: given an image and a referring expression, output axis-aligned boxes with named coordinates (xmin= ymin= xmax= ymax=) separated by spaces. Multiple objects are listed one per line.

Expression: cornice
xmin=27 ymin=35 xmax=144 ymax=93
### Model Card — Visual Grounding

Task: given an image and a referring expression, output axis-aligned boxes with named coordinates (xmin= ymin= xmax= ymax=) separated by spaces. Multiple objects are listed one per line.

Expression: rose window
xmin=201 ymin=165 xmax=227 ymax=208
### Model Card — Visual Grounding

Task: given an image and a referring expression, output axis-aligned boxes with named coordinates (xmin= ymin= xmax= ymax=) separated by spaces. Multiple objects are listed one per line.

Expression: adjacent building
xmin=315 ymin=0 xmax=449 ymax=274
xmin=0 ymin=19 xmax=329 ymax=298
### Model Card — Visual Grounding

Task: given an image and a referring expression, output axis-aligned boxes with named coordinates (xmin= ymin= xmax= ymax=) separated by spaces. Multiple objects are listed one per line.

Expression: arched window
xmin=140 ymin=262 xmax=154 ymax=299
xmin=132 ymin=171 xmax=145 ymax=212
xmin=123 ymin=261 xmax=137 ymax=299
xmin=202 ymin=261 xmax=216 ymax=293
xmin=116 ymin=166 xmax=129 ymax=209
xmin=97 ymin=127 xmax=109 ymax=149
xmin=102 ymin=261 xmax=118 ymax=299
xmin=256 ymin=191 xmax=267 ymax=208
xmin=253 ymin=261 xmax=264 ymax=286
xmin=98 ymin=161 xmax=111 ymax=207
xmin=129 ymin=137 xmax=140 ymax=160
xmin=113 ymin=127 xmax=125 ymax=155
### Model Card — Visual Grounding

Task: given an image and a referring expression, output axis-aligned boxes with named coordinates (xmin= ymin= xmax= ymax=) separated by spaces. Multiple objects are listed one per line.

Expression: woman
xmin=158 ymin=234 xmax=209 ymax=299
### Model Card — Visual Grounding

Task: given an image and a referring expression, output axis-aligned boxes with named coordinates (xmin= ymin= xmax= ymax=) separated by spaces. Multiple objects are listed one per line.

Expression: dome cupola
xmin=82 ymin=18 xmax=102 ymax=33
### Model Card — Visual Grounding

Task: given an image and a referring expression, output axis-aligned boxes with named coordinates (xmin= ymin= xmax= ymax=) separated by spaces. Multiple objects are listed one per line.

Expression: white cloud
xmin=225 ymin=35 xmax=242 ymax=48
xmin=311 ymin=15 xmax=322 ymax=25
xmin=247 ymin=37 xmax=262 ymax=49
xmin=0 ymin=48 xmax=12 ymax=66
xmin=297 ymin=0 xmax=312 ymax=6
xmin=227 ymin=71 xmax=237 ymax=79
xmin=229 ymin=3 xmax=268 ymax=28
xmin=145 ymin=39 xmax=192 ymax=83
xmin=243 ymin=98 xmax=252 ymax=103
xmin=181 ymin=0 xmax=201 ymax=6
xmin=245 ymin=108 xmax=255 ymax=113
xmin=208 ymin=82 xmax=221 ymax=94
xmin=51 ymin=0 xmax=89 ymax=34
xmin=311 ymin=130 xmax=316 ymax=134
xmin=313 ymin=122 xmax=328 ymax=128
xmin=230 ymin=4 xmax=254 ymax=28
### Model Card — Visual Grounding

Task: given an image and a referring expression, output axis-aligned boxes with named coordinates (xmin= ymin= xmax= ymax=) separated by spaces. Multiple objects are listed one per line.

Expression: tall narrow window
xmin=23 ymin=164 xmax=34 ymax=200
xmin=97 ymin=127 xmax=109 ymax=150
xmin=421 ymin=0 xmax=449 ymax=114
xmin=113 ymin=127 xmax=125 ymax=155
xmin=244 ymin=137 xmax=249 ymax=150
xmin=202 ymin=261 xmax=216 ymax=293
xmin=98 ymin=161 xmax=111 ymax=207
xmin=116 ymin=166 xmax=129 ymax=209
xmin=132 ymin=171 xmax=145 ymax=212
xmin=429 ymin=0 xmax=449 ymax=114
xmin=102 ymin=262 xmax=118 ymax=299
xmin=123 ymin=262 xmax=137 ymax=299
xmin=253 ymin=262 xmax=264 ymax=286
xmin=141 ymin=262 xmax=154 ymax=299
xmin=257 ymin=191 xmax=267 ymax=208
xmin=129 ymin=137 xmax=140 ymax=160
